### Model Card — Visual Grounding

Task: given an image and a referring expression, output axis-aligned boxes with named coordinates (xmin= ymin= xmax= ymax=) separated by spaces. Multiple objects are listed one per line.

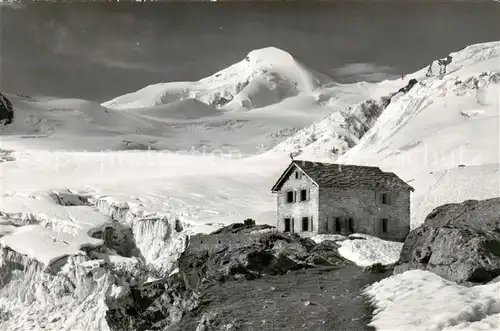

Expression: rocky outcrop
xmin=394 ymin=198 xmax=500 ymax=284
xmin=105 ymin=273 xmax=198 ymax=331
xmin=0 ymin=93 xmax=14 ymax=125
xmin=179 ymin=224 xmax=349 ymax=291
xmin=383 ymin=78 xmax=419 ymax=107
xmin=105 ymin=223 xmax=358 ymax=330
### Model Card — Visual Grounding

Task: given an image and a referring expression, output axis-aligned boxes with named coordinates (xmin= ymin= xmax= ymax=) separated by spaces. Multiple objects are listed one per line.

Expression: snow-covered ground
xmin=365 ymin=270 xmax=500 ymax=331
xmin=0 ymin=41 xmax=499 ymax=330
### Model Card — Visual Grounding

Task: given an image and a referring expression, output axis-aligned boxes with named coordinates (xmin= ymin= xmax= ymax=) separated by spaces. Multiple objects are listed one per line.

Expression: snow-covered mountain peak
xmin=102 ymin=46 xmax=331 ymax=111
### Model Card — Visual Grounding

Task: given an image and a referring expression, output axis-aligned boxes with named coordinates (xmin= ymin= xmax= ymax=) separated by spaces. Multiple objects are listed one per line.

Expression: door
xmin=335 ymin=217 xmax=342 ymax=232
xmin=381 ymin=218 xmax=388 ymax=234
xmin=347 ymin=217 xmax=354 ymax=233
xmin=284 ymin=218 xmax=291 ymax=232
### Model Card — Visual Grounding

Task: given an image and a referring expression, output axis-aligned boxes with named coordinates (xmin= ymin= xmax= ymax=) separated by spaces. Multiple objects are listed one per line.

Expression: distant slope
xmin=0 ymin=48 xmax=346 ymax=153
xmin=274 ymin=41 xmax=500 ymax=160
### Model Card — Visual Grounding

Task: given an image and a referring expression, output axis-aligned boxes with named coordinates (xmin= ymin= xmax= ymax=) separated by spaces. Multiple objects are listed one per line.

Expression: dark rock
xmin=363 ymin=263 xmax=387 ymax=274
xmin=349 ymin=235 xmax=367 ymax=241
xmin=397 ymin=79 xmax=418 ymax=94
xmin=175 ymin=219 xmax=183 ymax=232
xmin=211 ymin=223 xmax=273 ymax=235
xmin=0 ymin=93 xmax=14 ymax=125
xmin=212 ymin=96 xmax=231 ymax=108
xmin=105 ymin=274 xmax=198 ymax=331
xmin=308 ymin=240 xmax=347 ymax=266
xmin=243 ymin=218 xmax=255 ymax=226
xmin=394 ymin=198 xmax=500 ymax=284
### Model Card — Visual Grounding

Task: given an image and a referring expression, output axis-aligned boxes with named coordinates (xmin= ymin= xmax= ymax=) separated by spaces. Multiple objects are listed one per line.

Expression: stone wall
xmin=318 ymin=187 xmax=410 ymax=241
xmin=276 ymin=166 xmax=319 ymax=234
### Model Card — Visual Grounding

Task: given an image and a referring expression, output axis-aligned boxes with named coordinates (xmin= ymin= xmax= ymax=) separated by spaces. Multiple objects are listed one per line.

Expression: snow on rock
xmin=337 ymin=235 xmax=403 ymax=267
xmin=0 ymin=191 xmax=113 ymax=270
xmin=309 ymin=233 xmax=402 ymax=267
xmin=271 ymin=95 xmax=388 ymax=159
xmin=102 ymin=47 xmax=331 ymax=111
xmin=309 ymin=233 xmax=347 ymax=243
xmin=365 ymin=270 xmax=500 ymax=331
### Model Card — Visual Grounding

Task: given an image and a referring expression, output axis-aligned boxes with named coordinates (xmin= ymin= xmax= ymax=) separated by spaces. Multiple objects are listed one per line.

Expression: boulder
xmin=394 ymin=198 xmax=500 ymax=284
xmin=0 ymin=92 xmax=14 ymax=125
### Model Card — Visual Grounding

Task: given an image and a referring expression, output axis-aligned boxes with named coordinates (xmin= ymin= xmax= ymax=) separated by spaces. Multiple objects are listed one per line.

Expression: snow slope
xmin=275 ymin=41 xmax=500 ymax=227
xmin=0 ymin=41 xmax=498 ymax=330
xmin=0 ymin=49 xmax=339 ymax=153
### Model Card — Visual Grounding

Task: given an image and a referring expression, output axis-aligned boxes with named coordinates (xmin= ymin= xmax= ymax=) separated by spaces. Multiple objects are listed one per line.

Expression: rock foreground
xmin=395 ymin=197 xmax=500 ymax=284
xmin=106 ymin=223 xmax=391 ymax=331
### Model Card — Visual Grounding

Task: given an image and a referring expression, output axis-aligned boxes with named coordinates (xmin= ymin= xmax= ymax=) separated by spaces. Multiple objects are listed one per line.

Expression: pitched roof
xmin=271 ymin=160 xmax=414 ymax=192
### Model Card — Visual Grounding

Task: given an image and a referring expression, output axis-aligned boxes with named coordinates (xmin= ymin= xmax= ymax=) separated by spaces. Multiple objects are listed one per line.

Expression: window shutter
xmin=293 ymin=190 xmax=297 ymax=202
xmin=310 ymin=216 xmax=313 ymax=232
xmin=306 ymin=188 xmax=310 ymax=201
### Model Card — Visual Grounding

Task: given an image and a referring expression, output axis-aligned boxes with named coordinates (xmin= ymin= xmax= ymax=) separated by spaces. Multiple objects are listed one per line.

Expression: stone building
xmin=271 ymin=160 xmax=414 ymax=241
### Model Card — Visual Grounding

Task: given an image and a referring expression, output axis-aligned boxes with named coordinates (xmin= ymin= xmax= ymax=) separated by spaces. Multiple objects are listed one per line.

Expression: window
xmin=284 ymin=218 xmax=292 ymax=233
xmin=295 ymin=171 xmax=302 ymax=179
xmin=302 ymin=217 xmax=309 ymax=231
xmin=300 ymin=189 xmax=308 ymax=201
xmin=335 ymin=217 xmax=341 ymax=232
xmin=381 ymin=218 xmax=388 ymax=233
xmin=381 ymin=193 xmax=390 ymax=205
xmin=286 ymin=191 xmax=294 ymax=203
